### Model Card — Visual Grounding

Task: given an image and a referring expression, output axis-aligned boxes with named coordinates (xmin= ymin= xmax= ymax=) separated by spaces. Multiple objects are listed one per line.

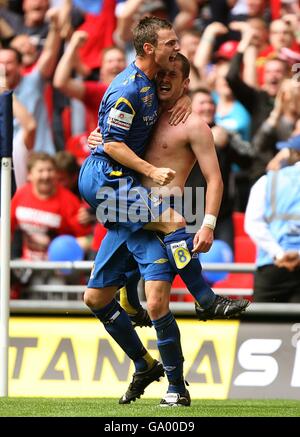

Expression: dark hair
xmin=27 ymin=152 xmax=56 ymax=172
xmin=175 ymin=53 xmax=190 ymax=79
xmin=54 ymin=151 xmax=79 ymax=175
xmin=133 ymin=16 xmax=172 ymax=56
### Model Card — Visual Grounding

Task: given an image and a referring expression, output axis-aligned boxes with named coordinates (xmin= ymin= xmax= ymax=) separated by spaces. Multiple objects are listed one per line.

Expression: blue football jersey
xmin=94 ymin=62 xmax=158 ymax=158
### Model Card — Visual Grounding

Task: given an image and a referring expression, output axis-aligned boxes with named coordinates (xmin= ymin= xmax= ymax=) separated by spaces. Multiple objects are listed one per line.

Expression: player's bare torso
xmin=142 ymin=111 xmax=199 ymax=195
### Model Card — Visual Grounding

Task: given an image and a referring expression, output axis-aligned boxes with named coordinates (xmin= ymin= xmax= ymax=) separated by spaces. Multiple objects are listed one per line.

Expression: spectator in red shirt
xmin=53 ymin=30 xmax=127 ymax=135
xmin=11 ymin=152 xmax=92 ymax=261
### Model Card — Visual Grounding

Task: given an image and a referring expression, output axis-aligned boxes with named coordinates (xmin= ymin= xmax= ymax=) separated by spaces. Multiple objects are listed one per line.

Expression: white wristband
xmin=201 ymin=214 xmax=217 ymax=231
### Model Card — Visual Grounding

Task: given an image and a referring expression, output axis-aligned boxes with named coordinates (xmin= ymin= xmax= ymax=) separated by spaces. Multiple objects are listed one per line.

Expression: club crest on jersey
xmin=108 ymin=107 xmax=134 ymax=130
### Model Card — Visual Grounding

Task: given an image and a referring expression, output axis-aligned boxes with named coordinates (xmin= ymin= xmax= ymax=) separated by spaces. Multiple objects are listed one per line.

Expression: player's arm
xmin=104 ymin=140 xmax=176 ymax=186
xmin=188 ymin=119 xmax=223 ymax=253
xmin=102 ymin=91 xmax=176 ymax=186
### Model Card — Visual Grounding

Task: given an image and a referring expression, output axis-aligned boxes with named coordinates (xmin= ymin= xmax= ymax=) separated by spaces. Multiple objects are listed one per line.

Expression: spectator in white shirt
xmin=245 ymin=134 xmax=300 ymax=302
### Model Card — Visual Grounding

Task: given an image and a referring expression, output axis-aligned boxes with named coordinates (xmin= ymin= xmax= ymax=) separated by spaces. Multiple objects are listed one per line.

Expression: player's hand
xmin=87 ymin=126 xmax=102 ymax=149
xmin=192 ymin=227 xmax=214 ymax=253
xmin=168 ymin=94 xmax=192 ymax=125
xmin=149 ymin=167 xmax=176 ymax=186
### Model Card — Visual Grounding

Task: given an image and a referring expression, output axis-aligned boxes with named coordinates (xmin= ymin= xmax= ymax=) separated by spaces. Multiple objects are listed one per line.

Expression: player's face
xmin=153 ymin=28 xmax=180 ymax=70
xmin=28 ymin=160 xmax=57 ymax=196
xmin=156 ymin=61 xmax=187 ymax=103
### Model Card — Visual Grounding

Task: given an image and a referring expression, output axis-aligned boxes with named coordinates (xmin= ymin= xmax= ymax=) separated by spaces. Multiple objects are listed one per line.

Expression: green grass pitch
xmin=0 ymin=398 xmax=299 ymax=417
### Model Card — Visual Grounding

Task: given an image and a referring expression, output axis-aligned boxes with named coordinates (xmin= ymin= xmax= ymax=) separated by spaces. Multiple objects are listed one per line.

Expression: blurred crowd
xmin=1 ymin=0 xmax=300 ymax=302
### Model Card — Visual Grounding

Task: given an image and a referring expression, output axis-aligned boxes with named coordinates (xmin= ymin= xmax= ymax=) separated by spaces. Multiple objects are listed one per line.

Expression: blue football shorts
xmin=87 ymin=227 xmax=174 ymax=288
xmin=78 ymin=155 xmax=170 ymax=232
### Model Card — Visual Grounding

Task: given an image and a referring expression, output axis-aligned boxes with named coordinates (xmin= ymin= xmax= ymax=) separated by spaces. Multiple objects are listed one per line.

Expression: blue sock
xmin=164 ymin=227 xmax=216 ymax=309
xmin=92 ymin=299 xmax=148 ymax=372
xmin=152 ymin=312 xmax=185 ymax=394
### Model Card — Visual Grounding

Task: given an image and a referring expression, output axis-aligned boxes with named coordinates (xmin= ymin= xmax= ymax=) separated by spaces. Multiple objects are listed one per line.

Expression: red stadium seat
xmin=234 ymin=235 xmax=256 ymax=263
xmin=170 ymin=275 xmax=194 ymax=302
xmin=213 ymin=273 xmax=254 ymax=290
xmin=212 ymin=213 xmax=256 ymax=297
xmin=213 ymin=234 xmax=256 ymax=299
xmin=232 ymin=211 xmax=247 ymax=238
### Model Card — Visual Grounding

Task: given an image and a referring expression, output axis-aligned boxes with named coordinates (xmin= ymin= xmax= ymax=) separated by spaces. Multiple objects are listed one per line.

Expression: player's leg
xmin=119 ymin=267 xmax=152 ymax=328
xmin=84 ymin=285 xmax=153 ymax=371
xmin=126 ymin=229 xmax=190 ymax=406
xmin=129 ymin=193 xmax=217 ymax=310
xmin=145 ymin=207 xmax=250 ymax=319
xmin=145 ymin=279 xmax=191 ymax=407
xmin=145 ymin=208 xmax=216 ymax=308
xmin=80 ymin=164 xmax=164 ymax=400
xmin=84 ymin=233 xmax=163 ymax=402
